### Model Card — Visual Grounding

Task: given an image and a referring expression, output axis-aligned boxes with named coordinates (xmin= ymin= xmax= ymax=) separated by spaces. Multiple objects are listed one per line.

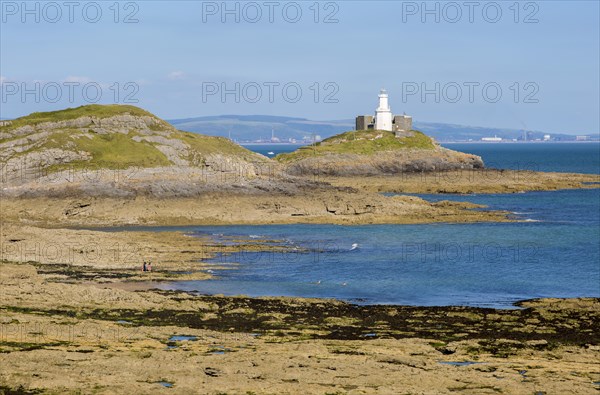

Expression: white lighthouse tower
xmin=374 ymin=88 xmax=393 ymax=131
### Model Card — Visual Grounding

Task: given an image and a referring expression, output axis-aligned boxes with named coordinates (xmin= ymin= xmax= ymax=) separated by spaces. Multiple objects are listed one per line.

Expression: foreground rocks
xmin=0 ymin=187 xmax=596 ymax=394
xmin=0 ymin=263 xmax=598 ymax=394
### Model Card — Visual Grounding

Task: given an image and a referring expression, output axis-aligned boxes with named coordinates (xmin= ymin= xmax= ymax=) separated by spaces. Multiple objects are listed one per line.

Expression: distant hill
xmin=412 ymin=122 xmax=598 ymax=142
xmin=167 ymin=115 xmax=354 ymax=142
xmin=167 ymin=115 xmax=598 ymax=142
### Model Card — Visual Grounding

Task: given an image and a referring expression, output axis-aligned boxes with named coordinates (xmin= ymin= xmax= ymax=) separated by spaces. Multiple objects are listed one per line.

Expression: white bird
xmin=350 ymin=243 xmax=359 ymax=251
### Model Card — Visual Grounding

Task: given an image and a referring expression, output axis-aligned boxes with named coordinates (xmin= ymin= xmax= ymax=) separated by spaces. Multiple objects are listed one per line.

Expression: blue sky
xmin=1 ymin=0 xmax=599 ymax=134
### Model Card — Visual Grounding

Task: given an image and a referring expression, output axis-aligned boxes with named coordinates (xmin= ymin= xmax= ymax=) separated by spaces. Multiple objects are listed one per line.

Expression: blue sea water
xmin=442 ymin=143 xmax=600 ymax=174
xmin=155 ymin=143 xmax=599 ymax=308
xmin=241 ymin=144 xmax=303 ymax=158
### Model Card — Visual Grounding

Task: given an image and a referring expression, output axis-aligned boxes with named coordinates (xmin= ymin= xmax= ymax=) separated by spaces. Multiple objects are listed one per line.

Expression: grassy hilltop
xmin=0 ymin=105 xmax=266 ymax=173
xmin=276 ymin=129 xmax=435 ymax=163
xmin=0 ymin=104 xmax=155 ymax=131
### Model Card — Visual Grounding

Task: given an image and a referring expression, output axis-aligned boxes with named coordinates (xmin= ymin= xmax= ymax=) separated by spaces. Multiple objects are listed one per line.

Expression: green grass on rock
xmin=276 ymin=129 xmax=436 ymax=162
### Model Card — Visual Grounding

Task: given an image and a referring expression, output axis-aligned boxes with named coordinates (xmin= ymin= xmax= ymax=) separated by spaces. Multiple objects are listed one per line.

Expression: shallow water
xmin=157 ymin=193 xmax=600 ymax=307
xmin=157 ymin=191 xmax=599 ymax=308
xmin=131 ymin=144 xmax=600 ymax=308
xmin=442 ymin=143 xmax=599 ymax=175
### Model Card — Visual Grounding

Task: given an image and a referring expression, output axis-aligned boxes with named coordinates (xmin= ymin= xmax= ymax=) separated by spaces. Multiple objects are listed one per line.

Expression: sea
xmin=155 ymin=143 xmax=599 ymax=308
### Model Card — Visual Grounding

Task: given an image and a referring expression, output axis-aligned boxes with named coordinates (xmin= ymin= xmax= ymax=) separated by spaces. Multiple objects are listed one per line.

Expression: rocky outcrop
xmin=277 ymin=129 xmax=484 ymax=177
xmin=0 ymin=108 xmax=270 ymax=190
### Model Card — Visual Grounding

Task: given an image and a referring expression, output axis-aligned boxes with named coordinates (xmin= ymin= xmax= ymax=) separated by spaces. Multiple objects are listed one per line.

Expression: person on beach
xmin=142 ymin=261 xmax=147 ymax=272
xmin=147 ymin=262 xmax=152 ymax=272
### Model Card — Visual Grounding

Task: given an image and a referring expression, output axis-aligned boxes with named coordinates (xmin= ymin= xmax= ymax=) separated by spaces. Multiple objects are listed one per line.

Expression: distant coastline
xmin=238 ymin=140 xmax=600 ymax=146
xmin=441 ymin=140 xmax=600 ymax=144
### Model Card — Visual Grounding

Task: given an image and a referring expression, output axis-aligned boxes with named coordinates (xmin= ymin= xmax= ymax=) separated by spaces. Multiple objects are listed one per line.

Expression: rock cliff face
xmin=277 ymin=130 xmax=484 ymax=176
xmin=0 ymin=105 xmax=270 ymax=194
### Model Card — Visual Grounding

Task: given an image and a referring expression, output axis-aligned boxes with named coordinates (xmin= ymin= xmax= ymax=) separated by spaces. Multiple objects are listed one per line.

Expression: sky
xmin=1 ymin=0 xmax=599 ymax=134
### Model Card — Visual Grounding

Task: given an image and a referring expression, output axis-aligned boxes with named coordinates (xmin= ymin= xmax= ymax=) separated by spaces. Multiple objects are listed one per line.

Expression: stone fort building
xmin=356 ymin=89 xmax=412 ymax=136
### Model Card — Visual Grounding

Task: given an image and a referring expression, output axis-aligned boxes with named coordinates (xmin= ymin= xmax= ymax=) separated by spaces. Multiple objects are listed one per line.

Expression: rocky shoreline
xmin=1 ymin=215 xmax=599 ymax=394
xmin=1 ymin=200 xmax=599 ymax=393
xmin=2 ymin=169 xmax=598 ymax=228
xmin=1 ymin=168 xmax=599 ymax=393
xmin=0 ymin=261 xmax=598 ymax=394
xmin=0 ymin=194 xmax=511 ymax=228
